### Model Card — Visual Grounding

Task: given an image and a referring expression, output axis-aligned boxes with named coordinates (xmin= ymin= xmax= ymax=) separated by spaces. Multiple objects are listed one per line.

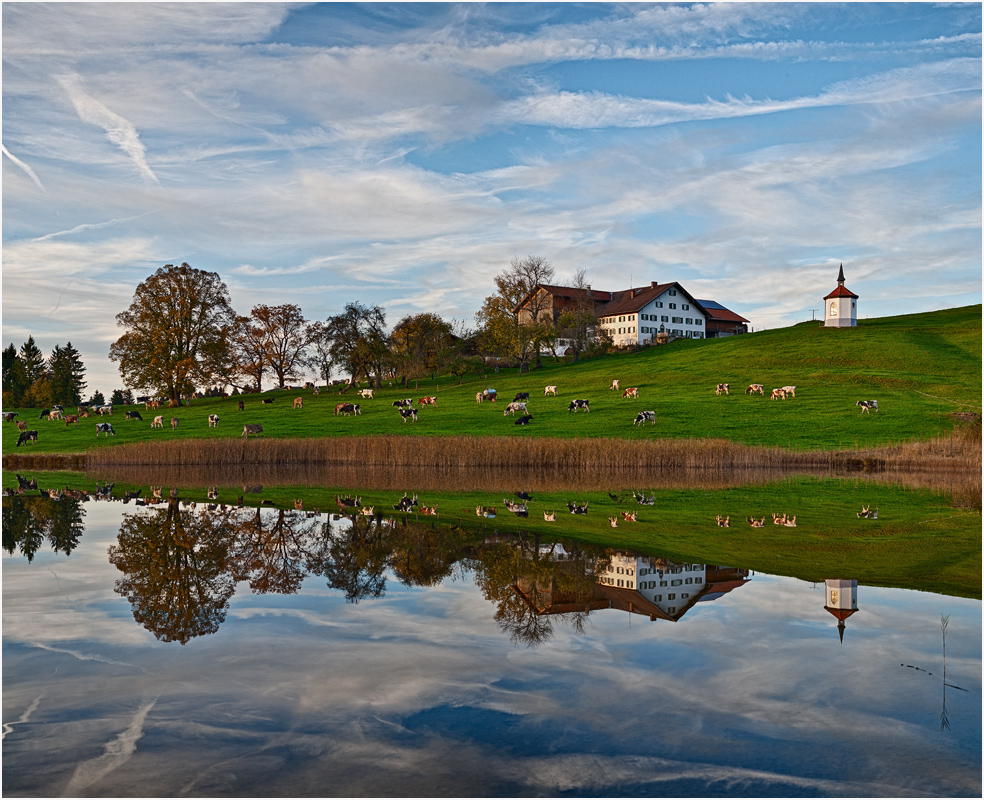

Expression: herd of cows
xmin=3 ymin=378 xmax=881 ymax=448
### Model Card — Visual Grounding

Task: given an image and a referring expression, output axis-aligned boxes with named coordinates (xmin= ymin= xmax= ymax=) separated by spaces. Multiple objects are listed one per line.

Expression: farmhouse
xmin=515 ymin=280 xmax=749 ymax=346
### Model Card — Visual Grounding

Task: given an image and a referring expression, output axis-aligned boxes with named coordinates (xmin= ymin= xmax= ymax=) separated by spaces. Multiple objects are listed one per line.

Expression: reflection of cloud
xmin=2 ymin=695 xmax=43 ymax=740
xmin=61 ymin=697 xmax=158 ymax=797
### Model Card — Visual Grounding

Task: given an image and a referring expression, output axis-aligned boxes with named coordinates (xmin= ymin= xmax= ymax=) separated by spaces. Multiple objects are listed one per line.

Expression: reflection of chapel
xmin=823 ymin=263 xmax=858 ymax=327
xmin=824 ymin=578 xmax=859 ymax=642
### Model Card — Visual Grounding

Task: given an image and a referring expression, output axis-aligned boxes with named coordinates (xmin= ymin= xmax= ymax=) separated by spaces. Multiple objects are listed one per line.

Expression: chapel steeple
xmin=823 ymin=263 xmax=858 ymax=327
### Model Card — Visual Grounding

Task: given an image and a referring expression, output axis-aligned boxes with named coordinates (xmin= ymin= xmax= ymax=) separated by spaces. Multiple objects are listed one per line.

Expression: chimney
xmin=651 ymin=281 xmax=657 ymax=288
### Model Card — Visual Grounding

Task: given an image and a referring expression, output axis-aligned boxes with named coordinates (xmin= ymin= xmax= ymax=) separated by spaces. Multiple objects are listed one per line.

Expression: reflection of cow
xmin=567 ymin=501 xmax=589 ymax=514
xmin=543 ymin=511 xmax=556 ymax=521
xmin=715 ymin=515 xmax=730 ymax=527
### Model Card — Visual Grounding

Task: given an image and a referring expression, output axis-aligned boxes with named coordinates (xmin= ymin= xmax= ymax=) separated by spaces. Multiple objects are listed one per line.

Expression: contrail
xmin=34 ymin=212 xmax=153 ymax=241
xmin=2 ymin=144 xmax=46 ymax=191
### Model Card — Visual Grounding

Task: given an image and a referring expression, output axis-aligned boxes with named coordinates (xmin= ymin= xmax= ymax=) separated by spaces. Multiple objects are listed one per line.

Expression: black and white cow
xmin=15 ymin=430 xmax=38 ymax=447
xmin=503 ymin=401 xmax=528 ymax=416
xmin=126 ymin=410 xmax=143 ymax=421
xmin=633 ymin=410 xmax=656 ymax=426
xmin=208 ymin=414 xmax=220 ymax=428
xmin=39 ymin=408 xmax=51 ymax=420
xmin=96 ymin=422 xmax=115 ymax=437
xmin=567 ymin=500 xmax=589 ymax=515
xmin=400 ymin=407 xmax=418 ymax=423
xmin=392 ymin=398 xmax=413 ymax=408
xmin=856 ymin=400 xmax=879 ymax=414
xmin=393 ymin=493 xmax=418 ymax=512
xmin=513 ymin=392 xmax=530 ymax=403
xmin=568 ymin=399 xmax=590 ymax=413
xmin=337 ymin=403 xmax=360 ymax=416
xmin=514 ymin=415 xmax=532 ymax=426
xmin=2 ymin=412 xmax=17 ymax=423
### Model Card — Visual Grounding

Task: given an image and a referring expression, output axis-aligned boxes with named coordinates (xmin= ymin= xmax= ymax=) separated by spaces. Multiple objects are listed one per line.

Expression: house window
xmin=694 ymin=578 xmax=703 ymax=584
xmin=669 ymin=289 xmax=677 ymax=296
xmin=672 ymin=317 xmax=682 ymax=324
xmin=685 ymin=318 xmax=692 ymax=325
xmin=655 ymin=301 xmax=663 ymax=308
xmin=695 ymin=319 xmax=702 ymax=325
xmin=661 ymin=315 xmax=668 ymax=322
xmin=619 ymin=316 xmax=624 ymax=322
xmin=668 ymin=593 xmax=676 ymax=600
xmin=629 ymin=315 xmax=635 ymax=321
xmin=682 ymin=304 xmax=689 ymax=310
xmin=669 ymin=607 xmax=677 ymax=614
xmin=660 ymin=581 xmax=667 ymax=587
xmin=655 ymin=594 xmax=662 ymax=601
xmin=669 ymin=303 xmax=677 ymax=309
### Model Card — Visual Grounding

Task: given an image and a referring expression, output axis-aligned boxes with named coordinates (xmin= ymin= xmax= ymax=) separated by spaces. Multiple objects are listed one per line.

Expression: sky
xmin=2 ymin=2 xmax=981 ymax=396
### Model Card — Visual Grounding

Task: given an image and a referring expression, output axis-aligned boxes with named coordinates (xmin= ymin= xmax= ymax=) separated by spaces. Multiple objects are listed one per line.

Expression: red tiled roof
xmin=701 ymin=305 xmax=749 ymax=324
xmin=824 ymin=285 xmax=858 ymax=299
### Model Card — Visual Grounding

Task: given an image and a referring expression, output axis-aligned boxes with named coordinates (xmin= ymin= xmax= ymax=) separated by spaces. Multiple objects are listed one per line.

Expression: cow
xmin=633 ymin=410 xmax=656 ymax=426
xmin=334 ymin=402 xmax=348 ymax=416
xmin=770 ymin=388 xmax=786 ymax=400
xmin=126 ymin=410 xmax=143 ymax=421
xmin=621 ymin=511 xmax=638 ymax=522
xmin=513 ymin=392 xmax=530 ymax=403
xmin=359 ymin=506 xmax=375 ymax=517
xmin=96 ymin=422 xmax=115 ymax=437
xmin=634 ymin=491 xmax=655 ymax=505
xmin=400 ymin=407 xmax=418 ymax=423
xmin=622 ymin=387 xmax=639 ymax=399
xmin=16 ymin=474 xmax=38 ymax=490
xmin=145 ymin=399 xmax=160 ymax=410
xmin=482 ymin=389 xmax=497 ymax=402
xmin=293 ymin=397 xmax=304 ymax=409
xmin=151 ymin=415 xmax=164 ymax=428
xmin=503 ymin=499 xmax=528 ymax=515
xmin=242 ymin=423 xmax=263 ymax=439
xmin=312 ymin=385 xmax=320 ymax=395
xmin=304 ymin=382 xmax=315 ymax=389
xmin=359 ymin=389 xmax=374 ymax=399
xmin=568 ymin=399 xmax=590 ymax=413
xmin=392 ymin=398 xmax=412 ymax=408
xmin=418 ymin=396 xmax=438 ymax=407
xmin=207 ymin=487 xmax=219 ymax=500
xmin=503 ymin=401 xmax=528 ymax=416
xmin=609 ymin=379 xmax=620 ymax=390
xmin=170 ymin=417 xmax=179 ymax=430
xmin=715 ymin=515 xmax=730 ymax=527
xmin=781 ymin=386 xmax=796 ymax=398
xmin=544 ymin=385 xmax=557 ymax=396
xmin=857 ymin=400 xmax=879 ymax=414
xmin=543 ymin=511 xmax=556 ymax=522
xmin=39 ymin=408 xmax=50 ymax=420
xmin=15 ymin=430 xmax=38 ymax=447
xmin=745 ymin=384 xmax=764 ymax=395
xmin=567 ymin=501 xmax=589 ymax=515
xmin=64 ymin=415 xmax=79 ymax=426
xmin=77 ymin=406 xmax=90 ymax=418
xmin=16 ymin=420 xmax=28 ymax=430
xmin=747 ymin=516 xmax=766 ymax=528
xmin=393 ymin=493 xmax=418 ymax=512
xmin=514 ymin=414 xmax=532 ymax=426
xmin=343 ymin=403 xmax=361 ymax=416
xmin=208 ymin=414 xmax=220 ymax=428
xmin=2 ymin=412 xmax=17 ymax=423
xmin=97 ymin=405 xmax=113 ymax=415
xmin=715 ymin=383 xmax=729 ymax=395
xmin=48 ymin=409 xmax=63 ymax=420
xmin=238 ymin=399 xmax=245 ymax=411
xmin=261 ymin=397 xmax=275 ymax=404
xmin=476 ymin=392 xmax=484 ymax=403
xmin=419 ymin=505 xmax=439 ymax=516
xmin=609 ymin=516 xmax=619 ymax=528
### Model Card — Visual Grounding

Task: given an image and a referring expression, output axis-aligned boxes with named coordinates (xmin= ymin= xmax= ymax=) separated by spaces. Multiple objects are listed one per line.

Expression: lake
xmin=2 ymin=480 xmax=981 ymax=798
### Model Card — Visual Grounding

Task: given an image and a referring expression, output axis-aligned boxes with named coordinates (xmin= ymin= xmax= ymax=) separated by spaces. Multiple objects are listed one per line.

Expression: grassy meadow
xmin=2 ymin=305 xmax=981 ymax=458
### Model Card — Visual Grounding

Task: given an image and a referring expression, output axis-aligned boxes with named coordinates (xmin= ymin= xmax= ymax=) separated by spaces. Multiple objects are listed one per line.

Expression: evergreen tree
xmin=88 ymin=390 xmax=105 ymax=406
xmin=19 ymin=335 xmax=46 ymax=386
xmin=47 ymin=342 xmax=87 ymax=406
xmin=2 ymin=344 xmax=28 ymax=406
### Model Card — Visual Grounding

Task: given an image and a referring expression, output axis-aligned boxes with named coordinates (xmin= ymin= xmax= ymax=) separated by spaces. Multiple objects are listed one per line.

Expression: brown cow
xmin=64 ymin=415 xmax=80 ymax=426
xmin=622 ymin=387 xmax=639 ymax=399
xmin=418 ymin=396 xmax=437 ymax=407
xmin=293 ymin=397 xmax=303 ymax=409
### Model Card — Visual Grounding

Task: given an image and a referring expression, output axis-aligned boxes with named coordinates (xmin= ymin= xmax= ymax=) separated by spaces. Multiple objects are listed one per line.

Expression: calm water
xmin=2 ymin=494 xmax=981 ymax=798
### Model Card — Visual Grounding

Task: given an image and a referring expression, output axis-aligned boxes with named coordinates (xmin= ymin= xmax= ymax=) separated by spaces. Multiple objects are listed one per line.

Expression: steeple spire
xmin=837 ymin=263 xmax=845 ymax=286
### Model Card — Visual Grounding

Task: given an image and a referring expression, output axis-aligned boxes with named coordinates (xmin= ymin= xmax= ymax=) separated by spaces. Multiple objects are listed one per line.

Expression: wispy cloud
xmin=2 ymin=144 xmax=46 ymax=191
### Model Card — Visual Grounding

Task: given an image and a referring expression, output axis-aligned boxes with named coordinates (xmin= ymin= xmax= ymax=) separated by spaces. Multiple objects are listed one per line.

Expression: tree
xmin=88 ymin=390 xmax=105 ymax=406
xmin=19 ymin=335 xmax=46 ymax=386
xmin=230 ymin=314 xmax=269 ymax=392
xmin=22 ymin=376 xmax=55 ymax=409
xmin=109 ymin=263 xmax=235 ymax=406
xmin=555 ymin=268 xmax=600 ymax=363
xmin=2 ymin=344 xmax=28 ymax=407
xmin=48 ymin=342 xmax=87 ymax=405
xmin=319 ymin=302 xmax=388 ymax=389
xmin=111 ymin=388 xmax=134 ymax=406
xmin=389 ymin=312 xmax=453 ymax=387
xmin=250 ymin=303 xmax=310 ymax=389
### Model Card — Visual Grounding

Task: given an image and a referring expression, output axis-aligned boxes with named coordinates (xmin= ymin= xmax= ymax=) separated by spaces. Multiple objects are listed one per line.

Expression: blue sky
xmin=3 ymin=2 xmax=981 ymax=395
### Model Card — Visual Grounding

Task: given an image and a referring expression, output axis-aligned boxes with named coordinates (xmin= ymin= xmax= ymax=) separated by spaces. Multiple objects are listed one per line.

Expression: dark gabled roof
xmin=696 ymin=300 xmax=750 ymax=324
xmin=513 ymin=283 xmax=612 ymax=314
xmin=597 ymin=282 xmax=708 ymax=318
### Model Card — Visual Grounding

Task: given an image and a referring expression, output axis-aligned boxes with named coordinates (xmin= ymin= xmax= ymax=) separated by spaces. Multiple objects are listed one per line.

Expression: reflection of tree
xmin=2 ymin=497 xmax=86 ymax=561
xmin=229 ymin=508 xmax=325 ymax=595
xmin=109 ymin=501 xmax=237 ymax=644
xmin=308 ymin=514 xmax=388 ymax=603
xmin=387 ymin=517 xmax=466 ymax=587
xmin=472 ymin=534 xmax=605 ymax=647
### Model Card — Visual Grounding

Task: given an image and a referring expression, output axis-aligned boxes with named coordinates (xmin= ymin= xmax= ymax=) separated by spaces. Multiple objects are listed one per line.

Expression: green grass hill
xmin=4 ymin=304 xmax=981 ymax=456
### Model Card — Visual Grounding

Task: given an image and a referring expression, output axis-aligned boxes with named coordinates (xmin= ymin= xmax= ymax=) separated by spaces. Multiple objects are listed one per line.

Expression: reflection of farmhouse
xmin=824 ymin=578 xmax=859 ymax=642
xmin=516 ymin=551 xmax=750 ymax=623
xmin=514 ymin=281 xmax=749 ymax=347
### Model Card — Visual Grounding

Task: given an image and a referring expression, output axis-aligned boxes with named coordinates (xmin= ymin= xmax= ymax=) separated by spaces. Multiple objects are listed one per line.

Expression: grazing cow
xmin=392 ymin=398 xmax=412 ymax=408
xmin=568 ymin=399 xmax=590 ymax=413
xmin=126 ymin=410 xmax=143 ymax=421
xmin=634 ymin=410 xmax=656 ymax=426
xmin=715 ymin=515 xmax=730 ymax=527
xmin=609 ymin=379 xmax=620 ymax=390
xmin=151 ymin=415 xmax=164 ymax=428
xmin=313 ymin=386 xmax=320 ymax=395
xmin=514 ymin=414 xmax=532 ymax=426
xmin=242 ymin=423 xmax=263 ymax=439
xmin=745 ymin=384 xmax=764 ymax=395
xmin=503 ymin=401 xmax=528 ymax=416
xmin=622 ymin=387 xmax=639 ymax=399
xmin=418 ymin=396 xmax=437 ymax=407
xmin=400 ymin=407 xmax=418 ymax=423
xmin=544 ymin=385 xmax=557 ymax=396
xmin=64 ymin=415 xmax=79 ymax=426
xmin=16 ymin=430 xmax=38 ymax=447
xmin=513 ymin=392 xmax=530 ymax=403
xmin=621 ymin=510 xmax=637 ymax=522
xmin=609 ymin=516 xmax=619 ymax=528
xmin=48 ymin=410 xmax=63 ymax=420
xmin=16 ymin=420 xmax=27 ymax=430
xmin=543 ymin=511 xmax=556 ymax=522
xmin=261 ymin=397 xmax=275 ymax=404
xmin=476 ymin=392 xmax=484 ymax=403
xmin=770 ymin=388 xmax=786 ymax=400
xmin=145 ymin=399 xmax=160 ymax=410
xmin=96 ymin=422 xmax=115 ymax=437
xmin=2 ymin=412 xmax=17 ymax=422
xmin=567 ymin=501 xmax=589 ymax=515
xmin=781 ymin=386 xmax=796 ymax=398
xmin=715 ymin=383 xmax=729 ymax=395
xmin=39 ymin=408 xmax=50 ymax=420
xmin=335 ymin=403 xmax=360 ymax=416
xmin=97 ymin=405 xmax=113 ymax=415
xmin=857 ymin=400 xmax=879 ymax=414
xmin=208 ymin=414 xmax=219 ymax=428
xmin=238 ymin=400 xmax=245 ymax=411
xmin=304 ymin=382 xmax=315 ymax=389
xmin=359 ymin=389 xmax=374 ymax=399
xmin=170 ymin=417 xmax=179 ymax=430
xmin=293 ymin=397 xmax=304 ymax=409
